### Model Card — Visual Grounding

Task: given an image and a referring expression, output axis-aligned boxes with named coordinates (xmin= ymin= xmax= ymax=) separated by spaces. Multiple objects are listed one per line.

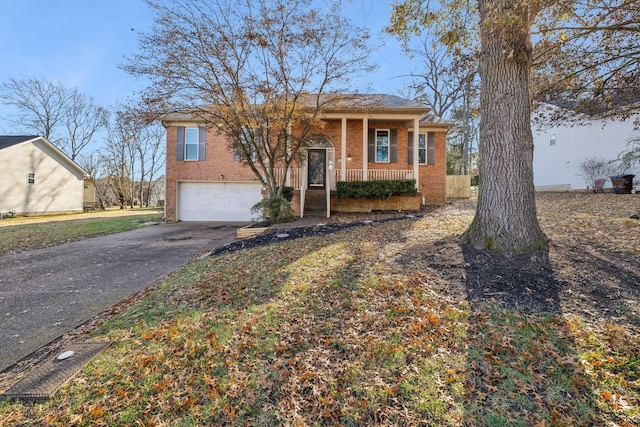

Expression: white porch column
xmin=300 ymin=155 xmax=307 ymax=218
xmin=413 ymin=116 xmax=420 ymax=189
xmin=286 ymin=123 xmax=292 ymax=187
xmin=341 ymin=117 xmax=347 ymax=181
xmin=362 ymin=117 xmax=368 ymax=181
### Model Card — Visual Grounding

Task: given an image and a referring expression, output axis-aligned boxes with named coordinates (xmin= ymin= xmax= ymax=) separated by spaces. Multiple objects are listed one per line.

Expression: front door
xmin=308 ymin=149 xmax=326 ymax=189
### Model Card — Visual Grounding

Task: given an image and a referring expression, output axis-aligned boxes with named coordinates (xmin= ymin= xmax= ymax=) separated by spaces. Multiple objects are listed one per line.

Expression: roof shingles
xmin=0 ymin=136 xmax=39 ymax=150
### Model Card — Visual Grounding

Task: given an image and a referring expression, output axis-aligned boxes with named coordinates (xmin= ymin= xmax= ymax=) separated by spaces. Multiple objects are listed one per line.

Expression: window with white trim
xmin=176 ymin=126 xmax=205 ymax=161
xmin=184 ymin=128 xmax=200 ymax=160
xmin=375 ymin=129 xmax=390 ymax=163
xmin=408 ymin=131 xmax=435 ymax=165
xmin=418 ymin=133 xmax=427 ymax=164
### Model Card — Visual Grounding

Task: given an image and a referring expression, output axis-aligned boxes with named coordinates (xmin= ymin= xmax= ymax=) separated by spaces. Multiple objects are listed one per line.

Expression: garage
xmin=177 ymin=182 xmax=263 ymax=221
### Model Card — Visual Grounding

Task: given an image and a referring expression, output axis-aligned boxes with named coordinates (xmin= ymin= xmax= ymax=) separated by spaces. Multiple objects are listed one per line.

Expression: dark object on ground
xmin=631 ymin=213 xmax=640 ymax=219
xmin=610 ymin=174 xmax=635 ymax=194
xmin=1 ymin=342 xmax=111 ymax=402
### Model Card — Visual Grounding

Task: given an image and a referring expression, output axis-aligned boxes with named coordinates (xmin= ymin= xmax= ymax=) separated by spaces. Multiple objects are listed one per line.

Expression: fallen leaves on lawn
xmin=1 ymin=193 xmax=639 ymax=426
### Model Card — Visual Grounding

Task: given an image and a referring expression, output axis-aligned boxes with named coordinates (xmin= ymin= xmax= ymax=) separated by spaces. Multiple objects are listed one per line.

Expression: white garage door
xmin=178 ymin=182 xmax=263 ymax=221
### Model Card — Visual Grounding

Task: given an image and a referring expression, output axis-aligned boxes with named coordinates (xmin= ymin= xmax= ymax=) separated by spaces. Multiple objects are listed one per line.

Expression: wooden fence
xmin=446 ymin=175 xmax=471 ymax=198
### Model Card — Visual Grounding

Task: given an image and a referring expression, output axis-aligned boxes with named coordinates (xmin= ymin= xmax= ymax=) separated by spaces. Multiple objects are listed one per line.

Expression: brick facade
xmin=419 ymin=131 xmax=447 ymax=205
xmin=164 ymin=105 xmax=448 ymax=221
xmin=165 ymin=125 xmax=260 ymax=221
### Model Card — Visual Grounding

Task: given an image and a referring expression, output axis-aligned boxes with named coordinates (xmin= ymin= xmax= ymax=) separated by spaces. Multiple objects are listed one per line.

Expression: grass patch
xmin=1 ymin=194 xmax=639 ymax=426
xmin=0 ymin=210 xmax=162 ymax=255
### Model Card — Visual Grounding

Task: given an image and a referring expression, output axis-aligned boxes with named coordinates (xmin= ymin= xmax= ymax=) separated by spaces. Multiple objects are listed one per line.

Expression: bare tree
xmin=142 ymin=125 xmax=166 ymax=207
xmin=63 ymin=89 xmax=110 ymax=161
xmin=132 ymin=120 xmax=165 ymax=207
xmin=532 ymin=1 xmax=640 ymax=124
xmin=577 ymin=157 xmax=616 ymax=191
xmin=124 ymin=0 xmax=372 ymax=216
xmin=414 ymin=48 xmax=479 ymax=176
xmin=103 ymin=112 xmax=138 ymax=209
xmin=407 ymin=41 xmax=479 ymax=120
xmin=447 ymin=100 xmax=479 ymax=175
xmin=97 ymin=105 xmax=166 ymax=209
xmin=0 ymin=77 xmax=108 ymax=160
xmin=77 ymin=151 xmax=110 ymax=209
xmin=0 ymin=77 xmax=69 ymax=140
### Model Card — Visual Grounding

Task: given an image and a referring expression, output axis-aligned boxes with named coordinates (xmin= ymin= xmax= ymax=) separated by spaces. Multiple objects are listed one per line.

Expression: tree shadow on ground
xmin=398 ymin=234 xmax=640 ymax=425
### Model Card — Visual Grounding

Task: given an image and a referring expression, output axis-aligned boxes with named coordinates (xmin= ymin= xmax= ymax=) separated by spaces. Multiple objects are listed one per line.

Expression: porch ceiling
xmin=319 ymin=112 xmax=425 ymax=121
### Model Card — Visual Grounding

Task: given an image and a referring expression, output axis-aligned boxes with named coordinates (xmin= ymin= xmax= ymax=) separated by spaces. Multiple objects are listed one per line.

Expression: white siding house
xmin=0 ymin=136 xmax=87 ymax=215
xmin=532 ymin=111 xmax=640 ymax=191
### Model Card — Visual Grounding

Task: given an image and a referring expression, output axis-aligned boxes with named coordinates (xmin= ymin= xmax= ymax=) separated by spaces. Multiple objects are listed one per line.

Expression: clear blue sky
xmin=0 ymin=0 xmax=414 ymax=130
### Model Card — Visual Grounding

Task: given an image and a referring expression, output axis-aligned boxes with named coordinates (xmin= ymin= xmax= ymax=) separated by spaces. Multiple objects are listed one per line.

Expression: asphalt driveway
xmin=0 ymin=221 xmax=245 ymax=372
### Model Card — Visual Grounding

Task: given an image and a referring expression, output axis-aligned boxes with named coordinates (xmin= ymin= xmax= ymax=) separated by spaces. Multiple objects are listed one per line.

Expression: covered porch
xmin=274 ymin=166 xmax=417 ymax=218
xmin=275 ymin=97 xmax=430 ymax=217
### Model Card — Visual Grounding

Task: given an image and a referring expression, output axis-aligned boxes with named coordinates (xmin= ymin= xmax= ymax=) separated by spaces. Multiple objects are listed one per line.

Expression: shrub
xmin=619 ymin=137 xmax=640 ymax=171
xmin=251 ymin=195 xmax=295 ymax=223
xmin=336 ymin=179 xmax=418 ymax=200
xmin=577 ymin=157 xmax=615 ymax=190
xmin=279 ymin=186 xmax=294 ymax=202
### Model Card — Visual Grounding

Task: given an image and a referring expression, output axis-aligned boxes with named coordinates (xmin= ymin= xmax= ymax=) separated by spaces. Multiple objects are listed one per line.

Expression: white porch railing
xmin=273 ymin=168 xmax=302 ymax=189
xmin=344 ymin=169 xmax=415 ymax=182
xmin=273 ymin=168 xmax=414 ymax=190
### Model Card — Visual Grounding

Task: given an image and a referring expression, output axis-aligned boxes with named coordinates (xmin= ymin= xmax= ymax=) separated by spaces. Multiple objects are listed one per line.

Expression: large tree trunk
xmin=461 ymin=0 xmax=548 ymax=254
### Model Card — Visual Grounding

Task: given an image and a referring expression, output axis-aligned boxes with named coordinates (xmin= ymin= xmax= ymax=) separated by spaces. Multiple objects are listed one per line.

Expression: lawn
xmin=0 ymin=208 xmax=163 ymax=255
xmin=0 ymin=193 xmax=638 ymax=426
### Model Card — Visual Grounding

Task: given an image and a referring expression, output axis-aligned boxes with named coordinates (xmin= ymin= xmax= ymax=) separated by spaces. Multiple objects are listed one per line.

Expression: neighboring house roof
xmin=535 ymin=98 xmax=640 ymax=117
xmin=533 ymin=101 xmax=640 ymax=128
xmin=0 ymin=135 xmax=40 ymax=150
xmin=0 ymin=135 xmax=88 ymax=177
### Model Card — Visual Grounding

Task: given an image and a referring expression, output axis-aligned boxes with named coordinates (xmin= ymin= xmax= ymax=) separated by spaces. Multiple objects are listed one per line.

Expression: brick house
xmin=161 ymin=94 xmax=450 ymax=222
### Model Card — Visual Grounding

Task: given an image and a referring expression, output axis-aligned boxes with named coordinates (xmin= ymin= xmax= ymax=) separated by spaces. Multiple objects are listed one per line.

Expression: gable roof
xmin=419 ymin=112 xmax=454 ymax=129
xmin=161 ymin=94 xmax=432 ymax=123
xmin=0 ymin=135 xmax=88 ymax=177
xmin=305 ymin=93 xmax=429 ymax=115
xmin=0 ymin=135 xmax=40 ymax=150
